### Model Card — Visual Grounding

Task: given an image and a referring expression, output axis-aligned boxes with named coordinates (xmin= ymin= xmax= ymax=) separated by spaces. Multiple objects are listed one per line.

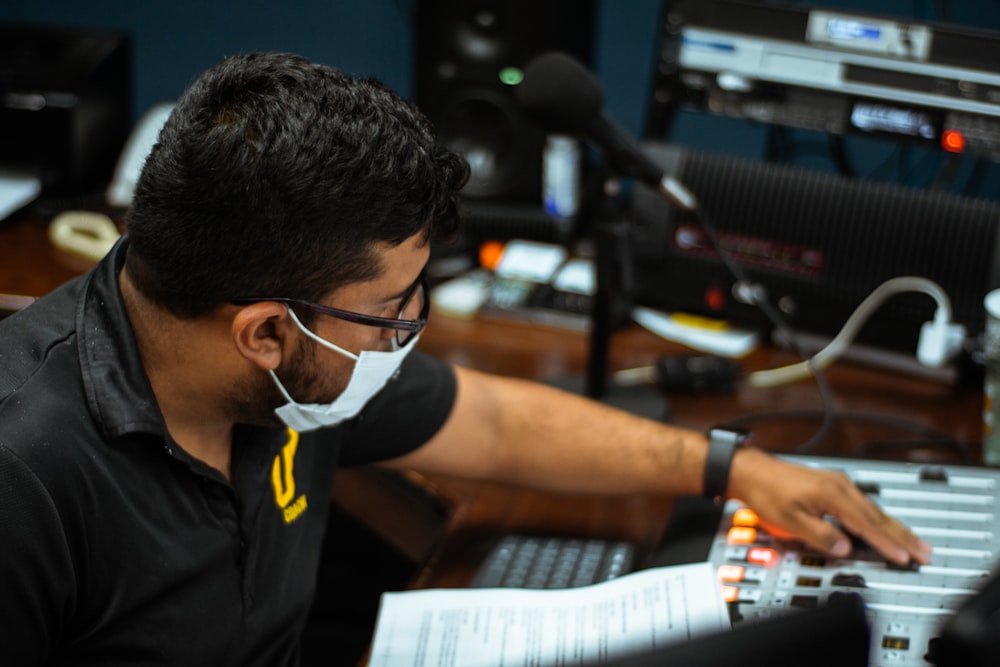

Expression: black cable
xmin=764 ymin=125 xmax=791 ymax=163
xmin=827 ymin=134 xmax=855 ymax=178
xmin=864 ymin=145 xmax=905 ymax=182
xmin=767 ymin=127 xmax=856 ymax=179
xmin=934 ymin=0 xmax=951 ymax=23
xmin=687 ymin=206 xmax=838 ymax=453
xmin=853 ymin=439 xmax=975 ymax=464
xmin=725 ymin=409 xmax=960 ymax=443
xmin=962 ymin=157 xmax=989 ymax=198
xmin=715 ymin=408 xmax=970 ymax=461
xmin=929 ymin=153 xmax=966 ymax=192
xmin=900 ymin=147 xmax=944 ymax=186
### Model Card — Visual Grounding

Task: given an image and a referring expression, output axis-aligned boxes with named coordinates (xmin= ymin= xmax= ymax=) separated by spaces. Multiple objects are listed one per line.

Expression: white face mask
xmin=270 ymin=309 xmax=418 ymax=432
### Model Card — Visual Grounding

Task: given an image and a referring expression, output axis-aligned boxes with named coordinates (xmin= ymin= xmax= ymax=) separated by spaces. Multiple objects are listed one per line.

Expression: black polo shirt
xmin=0 ymin=238 xmax=457 ymax=666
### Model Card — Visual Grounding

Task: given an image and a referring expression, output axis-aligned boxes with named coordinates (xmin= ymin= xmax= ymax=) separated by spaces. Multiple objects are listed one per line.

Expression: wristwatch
xmin=703 ymin=427 xmax=750 ymax=501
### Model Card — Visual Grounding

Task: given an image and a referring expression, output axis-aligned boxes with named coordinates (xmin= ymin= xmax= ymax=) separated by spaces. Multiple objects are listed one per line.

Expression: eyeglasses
xmin=231 ymin=273 xmax=428 ymax=347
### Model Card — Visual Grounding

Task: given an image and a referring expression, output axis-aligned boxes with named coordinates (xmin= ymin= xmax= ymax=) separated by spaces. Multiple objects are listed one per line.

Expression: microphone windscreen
xmin=516 ymin=51 xmax=603 ymax=134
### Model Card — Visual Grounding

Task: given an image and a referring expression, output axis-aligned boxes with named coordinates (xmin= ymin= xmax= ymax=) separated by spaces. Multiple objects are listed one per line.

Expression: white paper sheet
xmin=632 ymin=306 xmax=759 ymax=359
xmin=368 ymin=562 xmax=730 ymax=667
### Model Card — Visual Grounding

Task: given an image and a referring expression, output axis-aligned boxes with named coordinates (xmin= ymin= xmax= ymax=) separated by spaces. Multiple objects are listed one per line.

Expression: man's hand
xmin=728 ymin=448 xmax=933 ymax=565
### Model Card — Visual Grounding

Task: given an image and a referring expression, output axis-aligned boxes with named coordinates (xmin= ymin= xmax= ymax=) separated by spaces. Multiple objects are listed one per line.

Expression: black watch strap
xmin=703 ymin=427 xmax=750 ymax=501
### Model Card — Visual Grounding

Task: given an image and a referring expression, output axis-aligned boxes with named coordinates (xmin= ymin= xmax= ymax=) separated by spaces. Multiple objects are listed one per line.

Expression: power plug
xmin=917 ymin=314 xmax=966 ymax=367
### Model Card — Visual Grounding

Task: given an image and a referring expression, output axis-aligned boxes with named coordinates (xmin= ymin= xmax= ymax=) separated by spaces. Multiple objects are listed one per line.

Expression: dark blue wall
xmin=0 ymin=1 xmax=421 ymax=123
xmin=0 ymin=0 xmax=661 ymax=135
xmin=2 ymin=0 xmax=998 ymax=198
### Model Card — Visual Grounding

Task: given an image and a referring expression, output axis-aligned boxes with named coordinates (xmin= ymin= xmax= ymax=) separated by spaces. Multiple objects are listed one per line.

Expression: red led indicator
xmin=705 ymin=285 xmax=726 ymax=312
xmin=747 ymin=547 xmax=779 ymax=567
xmin=941 ymin=129 xmax=966 ymax=153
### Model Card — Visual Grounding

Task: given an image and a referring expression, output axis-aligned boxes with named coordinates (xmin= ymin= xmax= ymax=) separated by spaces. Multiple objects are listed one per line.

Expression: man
xmin=0 ymin=52 xmax=929 ymax=665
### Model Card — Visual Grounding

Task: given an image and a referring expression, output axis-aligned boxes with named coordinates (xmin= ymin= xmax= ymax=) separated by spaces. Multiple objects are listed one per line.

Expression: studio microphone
xmin=516 ymin=51 xmax=701 ymax=215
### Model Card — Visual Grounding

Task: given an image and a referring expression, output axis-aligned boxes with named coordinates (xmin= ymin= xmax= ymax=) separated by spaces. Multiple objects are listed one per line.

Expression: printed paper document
xmin=368 ymin=561 xmax=730 ymax=666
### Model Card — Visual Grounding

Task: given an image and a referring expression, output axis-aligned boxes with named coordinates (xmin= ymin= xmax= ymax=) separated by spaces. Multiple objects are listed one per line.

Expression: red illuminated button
xmin=747 ymin=547 xmax=779 ymax=567
xmin=727 ymin=526 xmax=758 ymax=545
xmin=717 ymin=564 xmax=745 ymax=583
xmin=721 ymin=585 xmax=740 ymax=602
xmin=732 ymin=508 xmax=759 ymax=527
xmin=942 ymin=129 xmax=966 ymax=153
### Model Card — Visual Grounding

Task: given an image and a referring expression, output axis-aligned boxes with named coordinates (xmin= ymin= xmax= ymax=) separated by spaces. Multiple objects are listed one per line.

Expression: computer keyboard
xmin=469 ymin=534 xmax=636 ymax=588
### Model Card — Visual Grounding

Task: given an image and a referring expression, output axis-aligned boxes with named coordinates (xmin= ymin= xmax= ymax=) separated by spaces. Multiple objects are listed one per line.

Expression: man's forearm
xmin=395 ymin=366 xmax=711 ymax=497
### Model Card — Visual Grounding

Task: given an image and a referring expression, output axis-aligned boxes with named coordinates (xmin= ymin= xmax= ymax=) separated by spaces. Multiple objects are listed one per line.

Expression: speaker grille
xmin=631 ymin=144 xmax=1000 ymax=354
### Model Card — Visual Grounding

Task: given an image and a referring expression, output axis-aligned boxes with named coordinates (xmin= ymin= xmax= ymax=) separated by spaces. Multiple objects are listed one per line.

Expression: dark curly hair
xmin=125 ymin=51 xmax=469 ymax=318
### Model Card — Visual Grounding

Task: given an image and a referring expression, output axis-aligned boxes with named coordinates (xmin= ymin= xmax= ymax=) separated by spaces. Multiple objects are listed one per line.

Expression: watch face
xmin=708 ymin=427 xmax=750 ymax=447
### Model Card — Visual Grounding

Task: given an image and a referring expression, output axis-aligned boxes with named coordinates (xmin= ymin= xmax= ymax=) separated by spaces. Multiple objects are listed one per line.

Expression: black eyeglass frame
xmin=230 ymin=274 xmax=428 ymax=347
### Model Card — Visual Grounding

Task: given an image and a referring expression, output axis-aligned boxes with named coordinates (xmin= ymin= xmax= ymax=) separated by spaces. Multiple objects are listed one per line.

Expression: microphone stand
xmin=585 ymin=211 xmax=635 ymax=399
xmin=546 ymin=162 xmax=668 ymax=420
xmin=578 ymin=170 xmax=691 ymax=421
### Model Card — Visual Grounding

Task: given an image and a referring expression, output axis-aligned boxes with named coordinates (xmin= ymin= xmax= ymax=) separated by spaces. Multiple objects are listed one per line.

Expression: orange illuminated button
xmin=732 ymin=508 xmax=759 ymax=527
xmin=747 ymin=547 xmax=779 ymax=567
xmin=717 ymin=564 xmax=745 ymax=583
xmin=478 ymin=240 xmax=506 ymax=270
xmin=727 ymin=526 xmax=758 ymax=545
xmin=721 ymin=585 xmax=740 ymax=603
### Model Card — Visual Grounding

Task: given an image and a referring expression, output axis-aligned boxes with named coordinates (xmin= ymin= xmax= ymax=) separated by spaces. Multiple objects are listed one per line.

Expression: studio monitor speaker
xmin=414 ymin=0 xmax=594 ymax=207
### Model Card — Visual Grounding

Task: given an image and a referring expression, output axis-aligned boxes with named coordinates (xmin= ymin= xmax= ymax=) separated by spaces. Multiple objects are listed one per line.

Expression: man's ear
xmin=231 ymin=302 xmax=295 ymax=371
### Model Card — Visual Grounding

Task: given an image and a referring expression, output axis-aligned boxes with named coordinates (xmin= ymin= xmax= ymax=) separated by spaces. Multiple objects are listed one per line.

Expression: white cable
xmin=747 ymin=276 xmax=960 ymax=388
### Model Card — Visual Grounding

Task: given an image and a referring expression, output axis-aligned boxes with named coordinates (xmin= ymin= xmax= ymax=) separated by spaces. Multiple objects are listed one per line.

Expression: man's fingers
xmin=750 ymin=467 xmax=932 ymax=565
xmin=732 ymin=453 xmax=933 ymax=565
xmin=799 ymin=474 xmax=932 ymax=565
xmin=781 ymin=513 xmax=853 ymax=558
xmin=832 ymin=491 xmax=933 ymax=565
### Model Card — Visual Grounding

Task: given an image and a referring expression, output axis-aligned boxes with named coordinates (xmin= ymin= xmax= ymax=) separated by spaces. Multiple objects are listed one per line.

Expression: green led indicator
xmin=499 ymin=67 xmax=524 ymax=86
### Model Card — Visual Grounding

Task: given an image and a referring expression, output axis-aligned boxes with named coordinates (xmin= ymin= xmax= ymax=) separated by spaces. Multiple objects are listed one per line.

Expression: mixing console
xmin=675 ymin=455 xmax=1000 ymax=667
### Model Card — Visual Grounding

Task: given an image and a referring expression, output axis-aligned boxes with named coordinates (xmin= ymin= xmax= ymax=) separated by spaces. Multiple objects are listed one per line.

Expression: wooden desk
xmin=0 ymin=212 xmax=985 ymax=592
xmin=0 ymin=213 xmax=119 ymax=298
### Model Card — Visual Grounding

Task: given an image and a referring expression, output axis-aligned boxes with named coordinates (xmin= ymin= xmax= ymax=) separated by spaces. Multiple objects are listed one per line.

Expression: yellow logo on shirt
xmin=272 ymin=428 xmax=308 ymax=524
